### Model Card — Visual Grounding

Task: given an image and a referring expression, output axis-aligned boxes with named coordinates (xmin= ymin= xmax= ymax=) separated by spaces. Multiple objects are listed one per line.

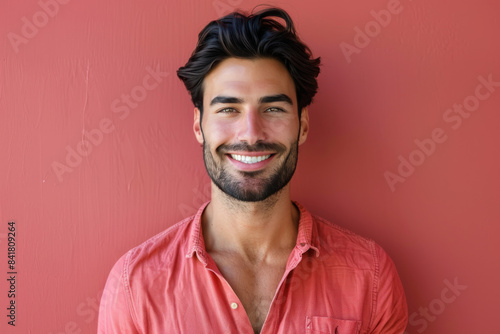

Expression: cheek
xmin=203 ymin=117 xmax=300 ymax=144
xmin=267 ymin=119 xmax=293 ymax=136
xmin=266 ymin=119 xmax=301 ymax=143
xmin=202 ymin=121 xmax=234 ymax=146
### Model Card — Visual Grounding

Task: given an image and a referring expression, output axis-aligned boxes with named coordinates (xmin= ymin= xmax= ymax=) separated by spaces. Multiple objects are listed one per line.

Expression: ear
xmin=193 ymin=107 xmax=204 ymax=145
xmin=298 ymin=107 xmax=309 ymax=145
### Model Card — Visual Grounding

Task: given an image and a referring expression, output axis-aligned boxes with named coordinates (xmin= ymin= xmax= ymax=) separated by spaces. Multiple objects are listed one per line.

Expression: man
xmin=98 ymin=7 xmax=408 ymax=334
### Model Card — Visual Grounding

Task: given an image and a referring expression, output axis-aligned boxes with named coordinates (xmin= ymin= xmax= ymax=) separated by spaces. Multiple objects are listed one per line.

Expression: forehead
xmin=202 ymin=57 xmax=296 ymax=105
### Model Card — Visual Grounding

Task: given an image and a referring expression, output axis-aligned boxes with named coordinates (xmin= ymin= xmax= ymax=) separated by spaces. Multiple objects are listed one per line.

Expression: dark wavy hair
xmin=177 ymin=7 xmax=321 ymax=118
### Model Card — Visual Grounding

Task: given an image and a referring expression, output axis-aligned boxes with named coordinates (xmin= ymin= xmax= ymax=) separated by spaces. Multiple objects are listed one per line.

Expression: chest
xmin=212 ymin=256 xmax=288 ymax=333
xmin=142 ymin=253 xmax=376 ymax=334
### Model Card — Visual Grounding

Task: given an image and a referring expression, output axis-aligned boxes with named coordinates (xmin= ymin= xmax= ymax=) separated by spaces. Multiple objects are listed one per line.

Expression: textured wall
xmin=1 ymin=0 xmax=498 ymax=333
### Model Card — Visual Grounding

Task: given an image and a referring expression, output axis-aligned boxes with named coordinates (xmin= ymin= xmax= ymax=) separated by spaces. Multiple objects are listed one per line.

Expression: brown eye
xmin=218 ymin=108 xmax=237 ymax=113
xmin=266 ymin=107 xmax=285 ymax=113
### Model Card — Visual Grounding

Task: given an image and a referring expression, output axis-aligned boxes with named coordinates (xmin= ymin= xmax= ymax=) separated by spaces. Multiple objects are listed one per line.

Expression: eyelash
xmin=218 ymin=108 xmax=236 ymax=113
xmin=266 ymin=107 xmax=285 ymax=113
xmin=217 ymin=107 xmax=285 ymax=113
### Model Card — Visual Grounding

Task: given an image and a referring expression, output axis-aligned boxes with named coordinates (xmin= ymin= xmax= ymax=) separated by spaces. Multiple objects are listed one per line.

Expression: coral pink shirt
xmin=98 ymin=202 xmax=407 ymax=334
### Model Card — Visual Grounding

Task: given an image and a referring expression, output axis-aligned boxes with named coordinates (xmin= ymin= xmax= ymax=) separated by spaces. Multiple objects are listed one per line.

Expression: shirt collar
xmin=293 ymin=201 xmax=320 ymax=257
xmin=185 ymin=201 xmax=320 ymax=264
xmin=185 ymin=201 xmax=210 ymax=265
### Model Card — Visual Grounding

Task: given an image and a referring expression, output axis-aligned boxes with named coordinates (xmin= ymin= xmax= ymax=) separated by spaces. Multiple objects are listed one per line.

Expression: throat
xmin=209 ymin=249 xmax=290 ymax=334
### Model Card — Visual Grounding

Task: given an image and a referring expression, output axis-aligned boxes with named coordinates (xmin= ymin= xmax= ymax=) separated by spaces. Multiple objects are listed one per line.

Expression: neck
xmin=202 ymin=183 xmax=299 ymax=264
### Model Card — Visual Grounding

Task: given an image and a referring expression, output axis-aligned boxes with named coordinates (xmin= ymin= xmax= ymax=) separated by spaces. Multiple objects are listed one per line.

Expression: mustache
xmin=217 ymin=142 xmax=286 ymax=153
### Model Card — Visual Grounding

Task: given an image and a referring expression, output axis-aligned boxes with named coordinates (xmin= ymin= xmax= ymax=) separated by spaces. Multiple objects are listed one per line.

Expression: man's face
xmin=193 ymin=57 xmax=309 ymax=202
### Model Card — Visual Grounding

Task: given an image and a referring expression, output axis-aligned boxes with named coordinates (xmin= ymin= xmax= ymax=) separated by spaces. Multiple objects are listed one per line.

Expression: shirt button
xmin=230 ymin=302 xmax=238 ymax=310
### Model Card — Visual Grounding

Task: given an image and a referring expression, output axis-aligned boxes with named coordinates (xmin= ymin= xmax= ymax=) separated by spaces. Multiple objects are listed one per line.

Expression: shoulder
xmin=310 ymin=213 xmax=407 ymax=320
xmin=313 ymin=216 xmax=408 ymax=331
xmin=311 ymin=214 xmax=393 ymax=272
xmin=114 ymin=214 xmax=196 ymax=279
xmin=312 ymin=214 xmax=375 ymax=253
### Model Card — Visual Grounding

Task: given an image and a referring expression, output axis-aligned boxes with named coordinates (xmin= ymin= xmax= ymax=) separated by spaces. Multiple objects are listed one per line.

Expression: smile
xmin=230 ymin=154 xmax=272 ymax=164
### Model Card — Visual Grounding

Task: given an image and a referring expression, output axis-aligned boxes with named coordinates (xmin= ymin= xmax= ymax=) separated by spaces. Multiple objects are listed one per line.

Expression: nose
xmin=236 ymin=108 xmax=266 ymax=145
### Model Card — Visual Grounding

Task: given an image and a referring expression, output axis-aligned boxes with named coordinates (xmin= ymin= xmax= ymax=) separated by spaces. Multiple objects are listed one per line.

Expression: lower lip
xmin=226 ymin=154 xmax=275 ymax=171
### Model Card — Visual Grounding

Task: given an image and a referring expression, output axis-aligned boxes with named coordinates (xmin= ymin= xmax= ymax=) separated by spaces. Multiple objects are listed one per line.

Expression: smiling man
xmin=98 ymin=7 xmax=408 ymax=334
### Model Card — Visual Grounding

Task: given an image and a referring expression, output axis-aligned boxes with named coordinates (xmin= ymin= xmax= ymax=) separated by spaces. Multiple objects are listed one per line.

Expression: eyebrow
xmin=259 ymin=94 xmax=293 ymax=105
xmin=209 ymin=94 xmax=294 ymax=106
xmin=209 ymin=96 xmax=243 ymax=106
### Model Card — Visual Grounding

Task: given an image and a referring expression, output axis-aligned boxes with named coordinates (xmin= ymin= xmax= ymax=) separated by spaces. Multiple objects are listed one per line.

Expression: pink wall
xmin=1 ymin=0 xmax=498 ymax=333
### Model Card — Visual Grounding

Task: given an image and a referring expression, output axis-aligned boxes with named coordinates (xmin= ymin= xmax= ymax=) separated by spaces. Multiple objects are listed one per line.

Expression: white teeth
xmin=230 ymin=154 xmax=271 ymax=164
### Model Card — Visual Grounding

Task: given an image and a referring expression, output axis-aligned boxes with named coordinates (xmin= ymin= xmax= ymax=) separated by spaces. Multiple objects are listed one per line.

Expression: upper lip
xmin=226 ymin=152 xmax=275 ymax=156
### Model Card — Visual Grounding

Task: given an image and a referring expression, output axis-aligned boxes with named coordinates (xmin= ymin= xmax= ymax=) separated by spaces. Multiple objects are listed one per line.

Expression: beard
xmin=202 ymin=139 xmax=299 ymax=202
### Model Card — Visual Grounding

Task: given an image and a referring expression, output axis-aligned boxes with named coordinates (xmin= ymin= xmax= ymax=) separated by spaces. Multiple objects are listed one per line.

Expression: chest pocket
xmin=305 ymin=316 xmax=361 ymax=334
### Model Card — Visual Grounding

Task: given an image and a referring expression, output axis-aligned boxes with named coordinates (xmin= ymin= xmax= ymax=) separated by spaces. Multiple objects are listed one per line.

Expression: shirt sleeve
xmin=369 ymin=243 xmax=408 ymax=334
xmin=97 ymin=253 xmax=140 ymax=334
